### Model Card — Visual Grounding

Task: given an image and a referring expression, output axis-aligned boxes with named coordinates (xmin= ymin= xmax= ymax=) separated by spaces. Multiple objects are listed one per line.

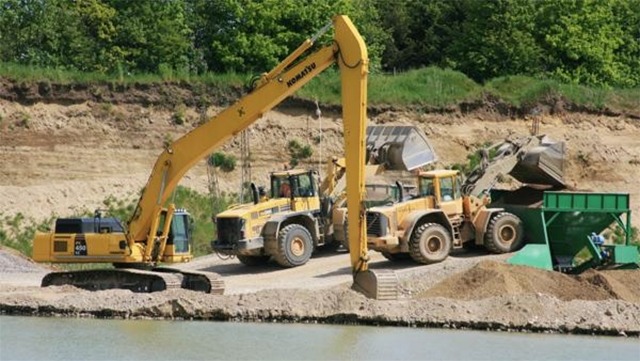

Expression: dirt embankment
xmin=1 ymin=248 xmax=639 ymax=336
xmin=1 ymin=79 xmax=638 ymax=226
xmin=0 ymin=80 xmax=639 ymax=336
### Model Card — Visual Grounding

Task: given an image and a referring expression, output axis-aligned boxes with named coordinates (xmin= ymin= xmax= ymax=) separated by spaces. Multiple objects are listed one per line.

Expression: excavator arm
xmin=33 ymin=15 xmax=387 ymax=298
xmin=127 ymin=17 xmax=370 ymax=267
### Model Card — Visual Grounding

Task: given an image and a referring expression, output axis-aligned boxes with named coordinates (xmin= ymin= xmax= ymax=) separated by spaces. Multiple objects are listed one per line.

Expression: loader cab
xmin=270 ymin=169 xmax=318 ymax=199
xmin=418 ymin=170 xmax=463 ymax=215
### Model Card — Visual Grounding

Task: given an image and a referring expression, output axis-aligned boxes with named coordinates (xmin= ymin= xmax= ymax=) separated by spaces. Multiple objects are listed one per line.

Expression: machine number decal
xmin=74 ymin=236 xmax=88 ymax=256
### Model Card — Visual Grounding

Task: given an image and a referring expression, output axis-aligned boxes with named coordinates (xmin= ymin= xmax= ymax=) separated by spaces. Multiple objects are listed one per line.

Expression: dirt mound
xmin=416 ymin=260 xmax=638 ymax=302
xmin=578 ymin=269 xmax=640 ymax=303
xmin=0 ymin=247 xmax=51 ymax=273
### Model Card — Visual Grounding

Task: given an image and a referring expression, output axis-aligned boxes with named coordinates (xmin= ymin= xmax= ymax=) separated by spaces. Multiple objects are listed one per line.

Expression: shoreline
xmin=1 ymin=285 xmax=638 ymax=338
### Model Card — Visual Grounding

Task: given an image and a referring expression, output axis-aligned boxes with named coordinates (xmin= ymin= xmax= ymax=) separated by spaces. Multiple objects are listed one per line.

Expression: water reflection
xmin=1 ymin=316 xmax=638 ymax=361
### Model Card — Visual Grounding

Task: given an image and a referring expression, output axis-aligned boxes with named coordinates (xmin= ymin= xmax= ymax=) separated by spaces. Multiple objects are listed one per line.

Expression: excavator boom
xmin=33 ymin=16 xmax=386 ymax=298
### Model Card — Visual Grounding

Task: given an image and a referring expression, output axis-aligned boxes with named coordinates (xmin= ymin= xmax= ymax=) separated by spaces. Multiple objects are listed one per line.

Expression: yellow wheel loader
xmin=211 ymin=125 xmax=437 ymax=268
xmin=29 ymin=15 xmax=400 ymax=299
xmin=366 ymin=135 xmax=566 ymax=264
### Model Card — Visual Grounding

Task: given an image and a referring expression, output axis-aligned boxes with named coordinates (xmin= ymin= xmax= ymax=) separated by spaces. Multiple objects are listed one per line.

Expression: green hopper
xmin=491 ymin=189 xmax=639 ymax=272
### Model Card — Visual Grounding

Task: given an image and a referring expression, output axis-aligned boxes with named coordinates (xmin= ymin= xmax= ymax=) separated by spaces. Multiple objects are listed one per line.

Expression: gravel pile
xmin=0 ymin=247 xmax=50 ymax=273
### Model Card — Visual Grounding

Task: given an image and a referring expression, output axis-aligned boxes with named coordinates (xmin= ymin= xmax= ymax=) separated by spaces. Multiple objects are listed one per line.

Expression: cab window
xmin=453 ymin=175 xmax=462 ymax=199
xmin=440 ymin=176 xmax=454 ymax=202
xmin=292 ymin=173 xmax=315 ymax=197
xmin=171 ymin=215 xmax=189 ymax=253
xmin=419 ymin=177 xmax=435 ymax=197
xmin=271 ymin=177 xmax=291 ymax=198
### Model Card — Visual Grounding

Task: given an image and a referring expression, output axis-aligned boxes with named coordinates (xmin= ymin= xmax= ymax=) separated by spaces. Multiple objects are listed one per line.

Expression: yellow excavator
xmin=31 ymin=15 xmax=393 ymax=299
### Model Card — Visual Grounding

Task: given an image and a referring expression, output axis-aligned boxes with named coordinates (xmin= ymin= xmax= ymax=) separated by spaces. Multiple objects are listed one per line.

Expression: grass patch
xmin=0 ymin=62 xmax=247 ymax=88
xmin=0 ymin=213 xmax=55 ymax=257
xmin=485 ymin=76 xmax=559 ymax=107
xmin=1 ymin=61 xmax=638 ymax=113
xmin=486 ymin=75 xmax=640 ymax=112
xmin=297 ymin=67 xmax=481 ymax=107
xmin=372 ymin=67 xmax=481 ymax=107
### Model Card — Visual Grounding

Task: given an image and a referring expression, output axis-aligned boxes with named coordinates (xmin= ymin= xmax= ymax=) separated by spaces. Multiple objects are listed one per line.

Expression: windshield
xmin=271 ymin=176 xmax=291 ymax=198
xmin=419 ymin=177 xmax=435 ymax=197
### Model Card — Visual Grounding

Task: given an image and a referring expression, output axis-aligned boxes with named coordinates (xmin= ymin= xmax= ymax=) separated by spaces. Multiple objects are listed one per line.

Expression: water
xmin=1 ymin=316 xmax=638 ymax=361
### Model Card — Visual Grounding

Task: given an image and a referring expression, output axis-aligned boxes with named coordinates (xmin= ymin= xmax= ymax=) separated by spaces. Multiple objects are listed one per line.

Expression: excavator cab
xmin=157 ymin=209 xmax=191 ymax=255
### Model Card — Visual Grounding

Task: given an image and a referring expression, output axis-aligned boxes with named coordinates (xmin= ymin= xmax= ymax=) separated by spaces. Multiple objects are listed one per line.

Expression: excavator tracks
xmin=41 ymin=268 xmax=225 ymax=294
xmin=153 ymin=267 xmax=225 ymax=295
xmin=41 ymin=269 xmax=182 ymax=293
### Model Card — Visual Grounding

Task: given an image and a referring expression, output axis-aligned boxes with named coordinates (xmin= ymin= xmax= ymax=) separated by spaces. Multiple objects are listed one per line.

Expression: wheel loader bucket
xmin=509 ymin=135 xmax=566 ymax=188
xmin=463 ymin=135 xmax=566 ymax=197
xmin=366 ymin=125 xmax=437 ymax=171
xmin=352 ymin=269 xmax=399 ymax=300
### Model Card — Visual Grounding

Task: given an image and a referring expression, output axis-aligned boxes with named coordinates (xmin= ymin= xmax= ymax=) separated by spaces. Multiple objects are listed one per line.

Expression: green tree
xmin=449 ymin=0 xmax=542 ymax=82
xmin=187 ymin=0 xmax=380 ymax=73
xmin=73 ymin=0 xmax=120 ymax=72
xmin=0 ymin=0 xmax=69 ymax=67
xmin=610 ymin=0 xmax=640 ymax=87
xmin=371 ymin=0 xmax=466 ymax=72
xmin=108 ymin=0 xmax=192 ymax=74
xmin=534 ymin=0 xmax=628 ymax=86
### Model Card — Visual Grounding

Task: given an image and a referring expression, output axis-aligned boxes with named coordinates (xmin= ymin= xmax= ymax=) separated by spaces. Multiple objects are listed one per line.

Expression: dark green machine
xmin=490 ymin=189 xmax=639 ymax=272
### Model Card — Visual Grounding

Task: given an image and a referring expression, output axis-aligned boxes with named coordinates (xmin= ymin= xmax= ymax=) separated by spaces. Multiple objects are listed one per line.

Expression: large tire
xmin=381 ymin=251 xmax=411 ymax=262
xmin=409 ymin=223 xmax=452 ymax=264
xmin=237 ymin=255 xmax=270 ymax=266
xmin=483 ymin=212 xmax=524 ymax=253
xmin=273 ymin=224 xmax=313 ymax=267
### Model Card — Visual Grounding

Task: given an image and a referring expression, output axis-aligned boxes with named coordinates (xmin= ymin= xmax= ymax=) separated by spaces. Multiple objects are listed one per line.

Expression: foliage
xmin=451 ymin=141 xmax=495 ymax=176
xmin=208 ymin=152 xmax=236 ymax=173
xmin=172 ymin=104 xmax=186 ymax=125
xmin=297 ymin=66 xmax=481 ymax=107
xmin=0 ymin=213 xmax=55 ymax=257
xmin=449 ymin=0 xmax=543 ymax=83
xmin=1 ymin=0 xmax=638 ymax=87
xmin=168 ymin=186 xmax=232 ymax=257
xmin=606 ymin=225 xmax=640 ymax=246
xmin=287 ymin=139 xmax=313 ymax=168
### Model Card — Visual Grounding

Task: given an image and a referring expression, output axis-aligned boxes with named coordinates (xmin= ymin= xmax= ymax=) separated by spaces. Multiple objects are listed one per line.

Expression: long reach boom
xmin=33 ymin=15 xmax=393 ymax=298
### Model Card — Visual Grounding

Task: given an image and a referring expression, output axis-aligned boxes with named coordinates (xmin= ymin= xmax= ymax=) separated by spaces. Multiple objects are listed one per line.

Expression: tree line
xmin=1 ymin=0 xmax=638 ymax=87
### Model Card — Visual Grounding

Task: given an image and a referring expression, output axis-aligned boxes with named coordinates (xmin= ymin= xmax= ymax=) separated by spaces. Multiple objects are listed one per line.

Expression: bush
xmin=287 ymin=139 xmax=313 ymax=167
xmin=208 ymin=152 xmax=236 ymax=172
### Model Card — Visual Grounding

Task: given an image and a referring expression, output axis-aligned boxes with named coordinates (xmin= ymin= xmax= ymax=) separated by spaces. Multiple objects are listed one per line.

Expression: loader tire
xmin=237 ymin=255 xmax=270 ymax=266
xmin=484 ymin=212 xmax=524 ymax=253
xmin=273 ymin=224 xmax=313 ymax=267
xmin=409 ymin=223 xmax=452 ymax=264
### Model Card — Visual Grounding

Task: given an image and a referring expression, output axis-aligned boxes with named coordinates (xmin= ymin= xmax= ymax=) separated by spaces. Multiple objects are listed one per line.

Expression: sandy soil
xmin=0 ymin=82 xmax=639 ymax=336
